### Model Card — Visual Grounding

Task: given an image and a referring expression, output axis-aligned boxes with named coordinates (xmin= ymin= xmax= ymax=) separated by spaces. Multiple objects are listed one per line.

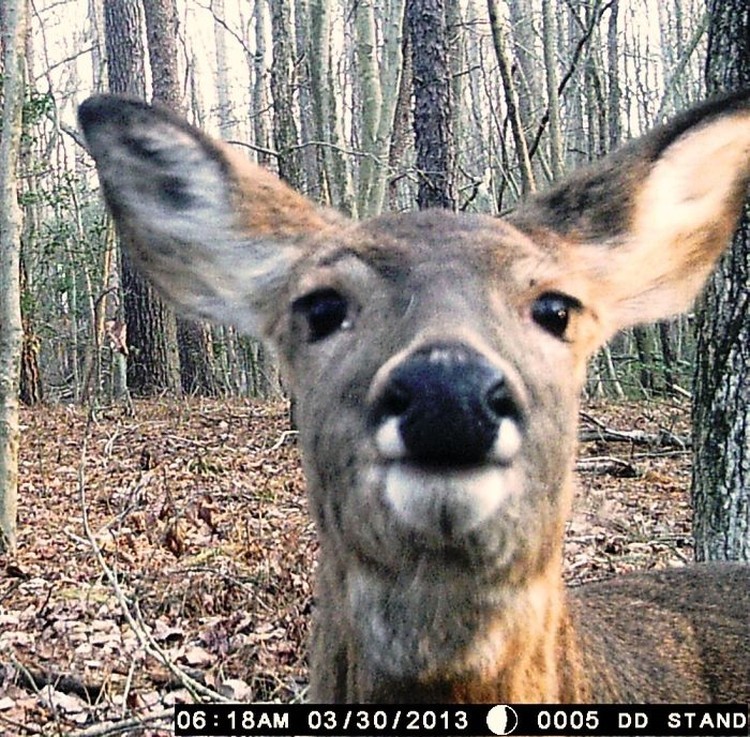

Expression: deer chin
xmin=377 ymin=461 xmax=522 ymax=543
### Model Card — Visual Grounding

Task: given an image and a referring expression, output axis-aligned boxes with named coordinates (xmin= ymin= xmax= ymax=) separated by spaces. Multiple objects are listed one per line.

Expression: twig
xmin=121 ymin=660 xmax=136 ymax=720
xmin=576 ymin=456 xmax=638 ymax=477
xmin=579 ymin=412 xmax=690 ymax=448
xmin=61 ymin=708 xmax=173 ymax=737
xmin=270 ymin=430 xmax=299 ymax=451
xmin=0 ymin=711 xmax=44 ymax=736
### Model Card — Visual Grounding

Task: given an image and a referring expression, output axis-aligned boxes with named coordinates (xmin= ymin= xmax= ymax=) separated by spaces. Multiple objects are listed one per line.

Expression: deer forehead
xmin=290 ymin=210 xmax=573 ymax=309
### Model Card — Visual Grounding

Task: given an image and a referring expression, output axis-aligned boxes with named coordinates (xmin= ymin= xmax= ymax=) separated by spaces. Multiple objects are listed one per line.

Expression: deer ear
xmin=512 ymin=91 xmax=750 ymax=336
xmin=78 ymin=95 xmax=340 ymax=336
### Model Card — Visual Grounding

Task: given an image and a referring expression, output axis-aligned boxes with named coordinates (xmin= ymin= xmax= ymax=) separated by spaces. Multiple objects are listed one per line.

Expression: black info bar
xmin=174 ymin=703 xmax=749 ymax=736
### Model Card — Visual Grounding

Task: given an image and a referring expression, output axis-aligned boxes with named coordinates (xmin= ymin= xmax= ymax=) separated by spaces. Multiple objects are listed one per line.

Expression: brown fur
xmin=78 ymin=91 xmax=750 ymax=705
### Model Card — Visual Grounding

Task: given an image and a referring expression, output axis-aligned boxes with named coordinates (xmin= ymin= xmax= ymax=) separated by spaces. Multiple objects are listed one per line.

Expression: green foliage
xmin=23 ymin=87 xmax=54 ymax=129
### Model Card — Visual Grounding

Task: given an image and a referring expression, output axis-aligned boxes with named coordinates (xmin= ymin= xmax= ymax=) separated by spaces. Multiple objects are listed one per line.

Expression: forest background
xmin=3 ymin=0 xmax=730 ymax=406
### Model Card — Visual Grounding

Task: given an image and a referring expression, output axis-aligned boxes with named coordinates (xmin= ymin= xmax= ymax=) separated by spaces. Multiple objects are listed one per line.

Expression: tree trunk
xmin=486 ymin=0 xmax=536 ymax=195
xmin=19 ymin=259 xmax=42 ymax=406
xmin=88 ymin=0 xmax=105 ymax=92
xmin=658 ymin=321 xmax=679 ymax=396
xmin=355 ymin=0 xmax=384 ymax=217
xmin=632 ymin=326 xmax=655 ymax=396
xmin=251 ymin=0 xmax=272 ymax=168
xmin=104 ymin=0 xmax=146 ymax=106
xmin=104 ymin=0 xmax=180 ymax=397
xmin=143 ymin=0 xmax=217 ymax=397
xmin=308 ymin=0 xmax=356 ymax=214
xmin=293 ymin=0 xmax=322 ymax=202
xmin=692 ymin=0 xmax=750 ymax=562
xmin=212 ymin=0 xmax=234 ymax=138
xmin=17 ymin=16 xmax=42 ymax=408
xmin=388 ymin=17 xmax=413 ymax=210
xmin=542 ymin=0 xmax=564 ymax=179
xmin=353 ymin=0 xmax=406 ymax=217
xmin=506 ymin=0 xmax=541 ymax=139
xmin=269 ymin=0 xmax=303 ymax=190
xmin=408 ymin=0 xmax=457 ymax=210
xmin=0 ymin=0 xmax=27 ymax=553
xmin=606 ymin=0 xmax=621 ymax=150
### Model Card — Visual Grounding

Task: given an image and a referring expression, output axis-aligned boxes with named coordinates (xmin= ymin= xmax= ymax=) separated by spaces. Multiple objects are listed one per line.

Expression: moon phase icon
xmin=486 ymin=705 xmax=519 ymax=735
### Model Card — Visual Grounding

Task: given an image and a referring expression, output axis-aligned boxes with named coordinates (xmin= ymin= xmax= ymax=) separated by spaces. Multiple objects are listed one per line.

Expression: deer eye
xmin=293 ymin=288 xmax=350 ymax=342
xmin=531 ymin=292 xmax=581 ymax=339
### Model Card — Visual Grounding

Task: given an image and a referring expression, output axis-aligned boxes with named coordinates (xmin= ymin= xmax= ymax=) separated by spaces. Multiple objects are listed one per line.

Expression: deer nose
xmin=371 ymin=343 xmax=523 ymax=466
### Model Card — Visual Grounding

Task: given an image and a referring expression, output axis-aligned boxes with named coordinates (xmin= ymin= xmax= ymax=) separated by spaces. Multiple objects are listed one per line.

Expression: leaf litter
xmin=1 ymin=397 xmax=693 ymax=734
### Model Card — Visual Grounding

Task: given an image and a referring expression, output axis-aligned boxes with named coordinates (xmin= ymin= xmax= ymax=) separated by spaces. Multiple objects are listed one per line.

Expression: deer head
xmin=78 ymin=92 xmax=750 ymax=699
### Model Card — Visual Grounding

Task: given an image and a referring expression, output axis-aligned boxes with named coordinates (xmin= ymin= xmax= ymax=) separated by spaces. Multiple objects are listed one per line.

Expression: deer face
xmin=277 ymin=210 xmax=583 ymax=580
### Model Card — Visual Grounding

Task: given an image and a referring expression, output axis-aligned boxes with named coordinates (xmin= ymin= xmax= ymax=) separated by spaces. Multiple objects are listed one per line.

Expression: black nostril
xmin=380 ymin=379 xmax=411 ymax=418
xmin=485 ymin=379 xmax=516 ymax=420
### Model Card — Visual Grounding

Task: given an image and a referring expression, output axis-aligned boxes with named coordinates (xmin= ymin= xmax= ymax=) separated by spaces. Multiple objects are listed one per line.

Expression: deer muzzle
xmin=367 ymin=341 xmax=526 ymax=540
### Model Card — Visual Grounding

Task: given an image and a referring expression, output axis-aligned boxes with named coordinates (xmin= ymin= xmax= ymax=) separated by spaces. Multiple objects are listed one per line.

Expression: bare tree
xmin=542 ymin=0 xmax=564 ymax=179
xmin=408 ymin=0 xmax=457 ymax=209
xmin=212 ymin=0 xmax=233 ymax=137
xmin=143 ymin=0 xmax=218 ymax=397
xmin=692 ymin=0 xmax=750 ymax=562
xmin=388 ymin=12 xmax=414 ymax=211
xmin=356 ymin=0 xmax=384 ymax=216
xmin=269 ymin=0 xmax=303 ymax=190
xmin=104 ymin=0 xmax=180 ymax=396
xmin=18 ymin=15 xmax=42 ymax=408
xmin=250 ymin=0 xmax=272 ymax=168
xmin=307 ymin=0 xmax=356 ymax=213
xmin=356 ymin=0 xmax=405 ymax=217
xmin=487 ymin=0 xmax=536 ymax=194
xmin=507 ymin=0 xmax=542 ymax=138
xmin=0 ymin=0 xmax=27 ymax=553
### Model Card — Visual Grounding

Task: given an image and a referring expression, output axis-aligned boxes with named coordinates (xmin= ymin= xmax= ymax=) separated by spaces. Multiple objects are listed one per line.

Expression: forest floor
xmin=0 ymin=396 xmax=694 ymax=736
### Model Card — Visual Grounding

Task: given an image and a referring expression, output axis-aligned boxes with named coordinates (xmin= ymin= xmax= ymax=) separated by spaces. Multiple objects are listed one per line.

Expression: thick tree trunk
xmin=408 ymin=0 xmax=457 ymax=210
xmin=103 ymin=0 xmax=146 ymax=110
xmin=0 ymin=0 xmax=27 ymax=553
xmin=118 ymin=248 xmax=181 ymax=395
xmin=692 ymin=0 xmax=750 ymax=562
xmin=269 ymin=0 xmax=303 ymax=190
xmin=103 ymin=0 xmax=180 ymax=397
xmin=143 ymin=0 xmax=217 ymax=397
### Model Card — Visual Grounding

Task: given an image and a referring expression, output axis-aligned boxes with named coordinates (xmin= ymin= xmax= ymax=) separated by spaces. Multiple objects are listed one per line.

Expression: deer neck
xmin=344 ymin=555 xmax=588 ymax=703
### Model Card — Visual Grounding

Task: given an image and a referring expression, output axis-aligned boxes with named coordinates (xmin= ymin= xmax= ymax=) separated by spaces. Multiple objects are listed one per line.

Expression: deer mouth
xmin=373 ymin=459 xmax=521 ymax=543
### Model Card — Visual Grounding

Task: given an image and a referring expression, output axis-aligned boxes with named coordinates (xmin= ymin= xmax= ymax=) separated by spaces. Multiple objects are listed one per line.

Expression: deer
xmin=78 ymin=90 xmax=750 ymax=704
